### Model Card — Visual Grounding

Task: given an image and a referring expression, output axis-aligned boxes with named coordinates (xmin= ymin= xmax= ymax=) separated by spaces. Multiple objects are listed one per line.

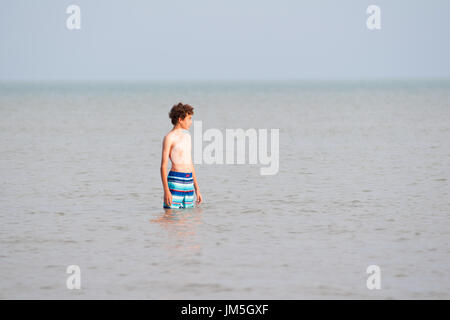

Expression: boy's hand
xmin=164 ymin=191 xmax=172 ymax=207
xmin=196 ymin=192 xmax=203 ymax=205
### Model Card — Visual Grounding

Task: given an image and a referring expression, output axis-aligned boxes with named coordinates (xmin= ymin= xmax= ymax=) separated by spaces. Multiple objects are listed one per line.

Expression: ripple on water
xmin=179 ymin=283 xmax=234 ymax=293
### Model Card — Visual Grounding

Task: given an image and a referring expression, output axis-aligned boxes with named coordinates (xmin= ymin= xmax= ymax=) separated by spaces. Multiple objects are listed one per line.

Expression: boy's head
xmin=169 ymin=102 xmax=194 ymax=129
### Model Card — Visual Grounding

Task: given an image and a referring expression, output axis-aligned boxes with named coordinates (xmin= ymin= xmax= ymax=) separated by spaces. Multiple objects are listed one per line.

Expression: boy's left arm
xmin=191 ymin=164 xmax=203 ymax=205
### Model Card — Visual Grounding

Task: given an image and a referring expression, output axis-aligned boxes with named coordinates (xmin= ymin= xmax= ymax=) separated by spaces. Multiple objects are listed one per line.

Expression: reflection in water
xmin=150 ymin=207 xmax=203 ymax=253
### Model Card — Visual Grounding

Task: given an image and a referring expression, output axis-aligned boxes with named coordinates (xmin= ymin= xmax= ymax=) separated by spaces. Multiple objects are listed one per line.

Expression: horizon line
xmin=1 ymin=76 xmax=450 ymax=84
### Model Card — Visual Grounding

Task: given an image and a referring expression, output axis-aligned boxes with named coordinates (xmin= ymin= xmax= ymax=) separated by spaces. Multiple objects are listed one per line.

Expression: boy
xmin=161 ymin=102 xmax=203 ymax=209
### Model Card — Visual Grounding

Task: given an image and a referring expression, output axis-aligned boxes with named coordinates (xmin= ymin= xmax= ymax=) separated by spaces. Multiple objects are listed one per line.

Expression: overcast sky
xmin=1 ymin=0 xmax=449 ymax=81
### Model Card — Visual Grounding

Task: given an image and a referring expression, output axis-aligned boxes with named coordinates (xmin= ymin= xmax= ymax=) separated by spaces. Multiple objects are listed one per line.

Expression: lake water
xmin=0 ymin=79 xmax=449 ymax=299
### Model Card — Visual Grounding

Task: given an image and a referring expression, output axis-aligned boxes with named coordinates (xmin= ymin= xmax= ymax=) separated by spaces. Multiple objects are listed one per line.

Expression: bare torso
xmin=168 ymin=129 xmax=192 ymax=172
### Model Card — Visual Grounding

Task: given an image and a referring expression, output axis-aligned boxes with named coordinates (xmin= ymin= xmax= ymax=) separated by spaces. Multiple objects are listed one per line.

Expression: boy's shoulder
xmin=164 ymin=130 xmax=176 ymax=138
xmin=163 ymin=129 xmax=190 ymax=144
xmin=162 ymin=131 xmax=174 ymax=144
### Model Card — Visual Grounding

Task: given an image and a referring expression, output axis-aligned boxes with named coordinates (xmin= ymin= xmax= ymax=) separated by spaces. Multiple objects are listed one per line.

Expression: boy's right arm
xmin=160 ymin=135 xmax=172 ymax=206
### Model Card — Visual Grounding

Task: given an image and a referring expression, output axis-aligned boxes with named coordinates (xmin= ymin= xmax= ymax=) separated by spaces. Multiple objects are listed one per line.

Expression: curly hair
xmin=169 ymin=102 xmax=194 ymax=125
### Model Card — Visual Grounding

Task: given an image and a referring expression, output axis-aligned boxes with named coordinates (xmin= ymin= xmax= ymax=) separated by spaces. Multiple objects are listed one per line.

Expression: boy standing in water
xmin=161 ymin=103 xmax=203 ymax=209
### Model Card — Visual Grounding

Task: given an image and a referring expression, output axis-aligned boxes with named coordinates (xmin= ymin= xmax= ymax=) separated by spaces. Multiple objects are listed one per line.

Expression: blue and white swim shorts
xmin=163 ymin=170 xmax=195 ymax=209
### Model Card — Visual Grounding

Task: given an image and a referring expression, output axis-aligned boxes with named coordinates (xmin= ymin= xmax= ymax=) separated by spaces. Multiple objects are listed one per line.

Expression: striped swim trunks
xmin=163 ymin=170 xmax=195 ymax=209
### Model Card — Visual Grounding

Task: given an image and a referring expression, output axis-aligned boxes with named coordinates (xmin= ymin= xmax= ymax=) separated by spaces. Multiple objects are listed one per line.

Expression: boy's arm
xmin=160 ymin=135 xmax=171 ymax=194
xmin=191 ymin=164 xmax=203 ymax=204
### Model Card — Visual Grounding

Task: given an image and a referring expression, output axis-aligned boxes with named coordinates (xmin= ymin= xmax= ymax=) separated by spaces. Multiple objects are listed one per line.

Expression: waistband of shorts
xmin=168 ymin=170 xmax=192 ymax=178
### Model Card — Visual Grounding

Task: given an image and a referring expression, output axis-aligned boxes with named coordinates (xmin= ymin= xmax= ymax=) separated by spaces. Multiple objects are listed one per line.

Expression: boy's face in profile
xmin=179 ymin=114 xmax=192 ymax=129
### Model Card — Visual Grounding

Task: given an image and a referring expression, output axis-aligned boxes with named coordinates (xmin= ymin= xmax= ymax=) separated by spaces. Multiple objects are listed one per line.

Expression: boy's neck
xmin=173 ymin=125 xmax=188 ymax=132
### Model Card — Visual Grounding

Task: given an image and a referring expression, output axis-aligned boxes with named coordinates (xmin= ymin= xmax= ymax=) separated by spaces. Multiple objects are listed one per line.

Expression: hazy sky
xmin=1 ymin=0 xmax=449 ymax=81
